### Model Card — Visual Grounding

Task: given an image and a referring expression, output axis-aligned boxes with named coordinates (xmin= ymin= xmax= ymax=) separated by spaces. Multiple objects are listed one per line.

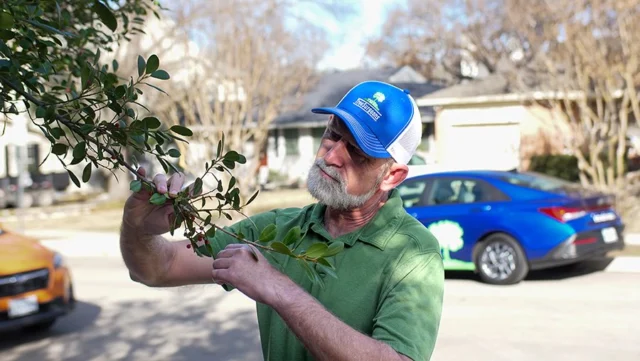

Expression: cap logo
xmin=353 ymin=91 xmax=385 ymax=121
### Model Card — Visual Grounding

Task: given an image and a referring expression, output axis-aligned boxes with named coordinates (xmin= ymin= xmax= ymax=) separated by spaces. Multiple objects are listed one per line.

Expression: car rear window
xmin=492 ymin=171 xmax=581 ymax=193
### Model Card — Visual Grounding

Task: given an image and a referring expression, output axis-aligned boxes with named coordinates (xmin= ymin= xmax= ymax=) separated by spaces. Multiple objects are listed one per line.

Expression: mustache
xmin=314 ymin=159 xmax=343 ymax=184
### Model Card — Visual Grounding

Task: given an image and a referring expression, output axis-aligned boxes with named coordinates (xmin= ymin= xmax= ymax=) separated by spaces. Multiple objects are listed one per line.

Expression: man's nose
xmin=323 ymin=139 xmax=349 ymax=167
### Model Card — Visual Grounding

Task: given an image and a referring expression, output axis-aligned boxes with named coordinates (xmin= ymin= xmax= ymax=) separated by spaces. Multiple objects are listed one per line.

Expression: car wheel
xmin=474 ymin=233 xmax=529 ymax=285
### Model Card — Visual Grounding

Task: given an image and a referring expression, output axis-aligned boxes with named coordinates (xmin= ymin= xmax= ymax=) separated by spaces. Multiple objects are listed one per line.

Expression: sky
xmin=292 ymin=0 xmax=401 ymax=70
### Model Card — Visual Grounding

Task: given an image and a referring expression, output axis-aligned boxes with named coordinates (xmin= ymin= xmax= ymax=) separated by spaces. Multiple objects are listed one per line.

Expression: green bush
xmin=528 ymin=154 xmax=580 ymax=182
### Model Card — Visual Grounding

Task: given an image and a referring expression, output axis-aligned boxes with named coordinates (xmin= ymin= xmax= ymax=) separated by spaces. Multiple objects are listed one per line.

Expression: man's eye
xmin=324 ymin=129 xmax=341 ymax=141
xmin=346 ymin=143 xmax=367 ymax=162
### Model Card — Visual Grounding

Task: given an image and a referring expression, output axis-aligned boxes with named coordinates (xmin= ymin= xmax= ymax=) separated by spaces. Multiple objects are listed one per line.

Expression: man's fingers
xmin=167 ymin=173 xmax=185 ymax=198
xmin=211 ymin=269 xmax=231 ymax=285
xmin=212 ymin=258 xmax=233 ymax=270
xmin=215 ymin=247 xmax=241 ymax=259
xmin=153 ymin=173 xmax=168 ymax=193
xmin=137 ymin=167 xmax=146 ymax=179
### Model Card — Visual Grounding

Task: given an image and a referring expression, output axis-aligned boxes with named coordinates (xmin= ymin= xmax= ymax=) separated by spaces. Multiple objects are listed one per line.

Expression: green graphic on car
xmin=427 ymin=220 xmax=476 ymax=271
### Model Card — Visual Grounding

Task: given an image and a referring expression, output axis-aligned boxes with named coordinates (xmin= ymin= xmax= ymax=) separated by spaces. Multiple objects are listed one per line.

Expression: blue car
xmin=397 ymin=170 xmax=626 ymax=285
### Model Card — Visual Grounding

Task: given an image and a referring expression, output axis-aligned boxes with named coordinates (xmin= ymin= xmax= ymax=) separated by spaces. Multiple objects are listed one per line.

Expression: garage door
xmin=440 ymin=123 xmax=520 ymax=171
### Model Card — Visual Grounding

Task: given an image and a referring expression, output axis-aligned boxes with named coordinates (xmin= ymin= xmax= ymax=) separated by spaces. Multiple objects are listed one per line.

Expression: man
xmin=120 ymin=81 xmax=444 ymax=361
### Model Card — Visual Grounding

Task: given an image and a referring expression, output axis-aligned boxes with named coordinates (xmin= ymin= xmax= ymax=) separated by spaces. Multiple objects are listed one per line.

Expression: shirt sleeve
xmin=371 ymin=251 xmax=445 ymax=361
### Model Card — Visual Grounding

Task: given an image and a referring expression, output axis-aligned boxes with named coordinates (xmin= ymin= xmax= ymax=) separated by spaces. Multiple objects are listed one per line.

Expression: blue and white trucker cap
xmin=311 ymin=81 xmax=422 ymax=165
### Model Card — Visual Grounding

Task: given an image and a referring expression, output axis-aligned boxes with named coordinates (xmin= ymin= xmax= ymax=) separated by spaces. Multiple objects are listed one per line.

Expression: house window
xmin=312 ymin=127 xmax=325 ymax=152
xmin=284 ymin=128 xmax=299 ymax=156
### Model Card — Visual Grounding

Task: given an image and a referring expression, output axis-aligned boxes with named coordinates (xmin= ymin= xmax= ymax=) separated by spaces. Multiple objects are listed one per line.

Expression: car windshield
xmin=492 ymin=171 xmax=582 ymax=193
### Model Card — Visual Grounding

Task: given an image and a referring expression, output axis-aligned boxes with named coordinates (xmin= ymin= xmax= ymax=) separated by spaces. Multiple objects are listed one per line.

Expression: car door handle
xmin=470 ymin=205 xmax=492 ymax=213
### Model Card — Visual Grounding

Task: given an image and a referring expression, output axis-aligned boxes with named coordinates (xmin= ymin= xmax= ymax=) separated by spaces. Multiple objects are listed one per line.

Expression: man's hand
xmin=122 ymin=167 xmax=186 ymax=236
xmin=212 ymin=244 xmax=296 ymax=306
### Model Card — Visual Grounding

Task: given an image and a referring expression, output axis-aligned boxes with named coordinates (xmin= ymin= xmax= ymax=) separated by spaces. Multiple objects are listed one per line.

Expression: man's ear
xmin=380 ymin=163 xmax=408 ymax=191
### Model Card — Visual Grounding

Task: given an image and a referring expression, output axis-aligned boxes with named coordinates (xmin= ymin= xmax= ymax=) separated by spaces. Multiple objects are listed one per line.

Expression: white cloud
xmin=317 ymin=0 xmax=398 ymax=70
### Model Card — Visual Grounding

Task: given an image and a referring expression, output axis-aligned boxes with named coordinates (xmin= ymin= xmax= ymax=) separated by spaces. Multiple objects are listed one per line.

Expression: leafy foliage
xmin=0 ymin=0 xmax=343 ymax=285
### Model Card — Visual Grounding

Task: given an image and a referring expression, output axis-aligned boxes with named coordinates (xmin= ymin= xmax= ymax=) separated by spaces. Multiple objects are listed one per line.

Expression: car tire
xmin=474 ymin=233 xmax=529 ymax=285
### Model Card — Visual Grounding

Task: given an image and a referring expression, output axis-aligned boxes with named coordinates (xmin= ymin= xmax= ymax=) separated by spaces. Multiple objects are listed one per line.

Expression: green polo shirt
xmin=208 ymin=189 xmax=444 ymax=361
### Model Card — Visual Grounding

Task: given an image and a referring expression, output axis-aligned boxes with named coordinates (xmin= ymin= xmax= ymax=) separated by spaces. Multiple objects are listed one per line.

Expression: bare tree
xmin=144 ymin=0 xmax=330 ymax=197
xmin=510 ymin=0 xmax=640 ymax=191
xmin=103 ymin=0 xmax=349 ymax=199
xmin=365 ymin=0 xmax=539 ymax=84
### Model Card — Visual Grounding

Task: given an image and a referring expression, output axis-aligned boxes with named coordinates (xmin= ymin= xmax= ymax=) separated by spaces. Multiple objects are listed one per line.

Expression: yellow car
xmin=0 ymin=224 xmax=75 ymax=332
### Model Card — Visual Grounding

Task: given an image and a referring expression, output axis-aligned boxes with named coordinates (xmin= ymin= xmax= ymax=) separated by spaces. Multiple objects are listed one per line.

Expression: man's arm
xmin=212 ymin=246 xmax=444 ymax=361
xmin=272 ymin=282 xmax=412 ymax=361
xmin=120 ymin=223 xmax=215 ymax=287
xmin=119 ymin=169 xmax=216 ymax=287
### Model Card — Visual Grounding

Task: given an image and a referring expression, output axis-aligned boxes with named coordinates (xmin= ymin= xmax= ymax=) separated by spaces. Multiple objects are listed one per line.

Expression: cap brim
xmin=312 ymin=107 xmax=391 ymax=159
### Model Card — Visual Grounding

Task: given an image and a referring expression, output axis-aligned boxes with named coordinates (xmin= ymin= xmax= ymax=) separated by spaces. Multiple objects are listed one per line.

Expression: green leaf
xmin=0 ymin=11 xmax=14 ymax=30
xmin=259 ymin=224 xmax=277 ymax=242
xmin=205 ymin=227 xmax=216 ymax=238
xmin=237 ymin=154 xmax=247 ymax=164
xmin=129 ymin=180 xmax=142 ymax=193
xmin=137 ymin=55 xmax=145 ymax=77
xmin=304 ymin=243 xmax=328 ymax=259
xmin=224 ymin=150 xmax=240 ymax=162
xmin=271 ymin=242 xmax=294 ymax=256
xmin=36 ymin=106 xmax=46 ymax=119
xmin=149 ymin=192 xmax=168 ymax=205
xmin=282 ymin=226 xmax=301 ymax=246
xmin=52 ymin=143 xmax=67 ymax=155
xmin=67 ymin=170 xmax=80 ymax=188
xmin=316 ymin=261 xmax=338 ymax=279
xmin=50 ymin=128 xmax=64 ymax=139
xmin=323 ymin=241 xmax=344 ymax=257
xmin=114 ymin=85 xmax=126 ymax=98
xmin=80 ymin=124 xmax=94 ymax=134
xmin=73 ymin=142 xmax=86 ymax=160
xmin=93 ymin=1 xmax=117 ymax=32
xmin=246 ymin=189 xmax=259 ymax=205
xmin=216 ymin=139 xmax=223 ymax=157
xmin=112 ymin=59 xmax=119 ymax=72
xmin=193 ymin=177 xmax=203 ymax=196
xmin=228 ymin=176 xmax=236 ymax=189
xmin=168 ymin=149 xmax=180 ymax=158
xmin=298 ymin=259 xmax=322 ymax=286
xmin=146 ymin=54 xmax=159 ymax=74
xmin=170 ymin=125 xmax=193 ymax=137
xmin=142 ymin=116 xmax=161 ymax=129
xmin=150 ymin=70 xmax=170 ymax=80
xmin=82 ymin=163 xmax=92 ymax=182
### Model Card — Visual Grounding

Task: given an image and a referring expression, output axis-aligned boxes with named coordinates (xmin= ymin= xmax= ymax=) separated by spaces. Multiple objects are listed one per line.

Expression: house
xmin=415 ymin=73 xmax=583 ymax=172
xmin=266 ymin=66 xmax=444 ymax=185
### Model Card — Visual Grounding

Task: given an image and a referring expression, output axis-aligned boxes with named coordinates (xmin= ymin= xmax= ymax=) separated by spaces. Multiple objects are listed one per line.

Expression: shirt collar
xmin=304 ymin=189 xmax=405 ymax=250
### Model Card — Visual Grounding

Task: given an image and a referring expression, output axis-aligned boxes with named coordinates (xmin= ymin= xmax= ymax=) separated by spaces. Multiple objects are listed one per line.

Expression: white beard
xmin=306 ymin=159 xmax=381 ymax=210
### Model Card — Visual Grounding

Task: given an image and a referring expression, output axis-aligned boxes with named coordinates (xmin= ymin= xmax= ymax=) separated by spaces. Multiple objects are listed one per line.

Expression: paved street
xmin=1 ymin=256 xmax=639 ymax=361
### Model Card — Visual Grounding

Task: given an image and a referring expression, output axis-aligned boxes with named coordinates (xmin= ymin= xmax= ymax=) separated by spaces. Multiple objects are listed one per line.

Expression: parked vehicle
xmin=0 ymin=224 xmax=75 ymax=332
xmin=397 ymin=170 xmax=626 ymax=285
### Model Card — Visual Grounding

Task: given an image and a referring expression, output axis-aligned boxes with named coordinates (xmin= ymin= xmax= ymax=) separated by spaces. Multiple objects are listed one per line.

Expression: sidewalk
xmin=27 ymin=229 xmax=187 ymax=258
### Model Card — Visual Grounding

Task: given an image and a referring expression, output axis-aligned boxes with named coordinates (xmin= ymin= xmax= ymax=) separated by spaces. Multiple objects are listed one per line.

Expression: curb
xmin=604 ymin=257 xmax=640 ymax=273
xmin=626 ymin=233 xmax=640 ymax=246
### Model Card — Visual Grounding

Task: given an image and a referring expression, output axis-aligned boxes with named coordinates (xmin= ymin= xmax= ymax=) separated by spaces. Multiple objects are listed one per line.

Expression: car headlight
xmin=53 ymin=252 xmax=65 ymax=269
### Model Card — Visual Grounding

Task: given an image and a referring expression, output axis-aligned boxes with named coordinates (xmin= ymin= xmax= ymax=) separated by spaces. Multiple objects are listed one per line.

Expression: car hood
xmin=0 ymin=232 xmax=54 ymax=275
